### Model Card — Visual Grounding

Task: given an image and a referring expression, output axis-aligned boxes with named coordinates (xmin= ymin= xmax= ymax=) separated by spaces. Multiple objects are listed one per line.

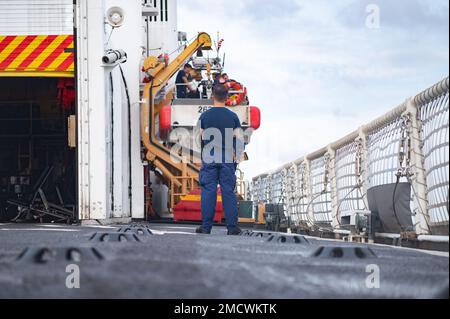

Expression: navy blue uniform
xmin=199 ymin=107 xmax=242 ymax=232
xmin=175 ymin=70 xmax=188 ymax=98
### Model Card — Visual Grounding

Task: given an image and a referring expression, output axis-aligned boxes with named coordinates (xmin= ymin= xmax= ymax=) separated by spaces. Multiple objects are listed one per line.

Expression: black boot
xmin=195 ymin=226 xmax=211 ymax=235
xmin=227 ymin=227 xmax=242 ymax=236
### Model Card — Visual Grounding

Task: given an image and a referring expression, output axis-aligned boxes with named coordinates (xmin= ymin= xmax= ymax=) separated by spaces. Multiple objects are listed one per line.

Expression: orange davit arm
xmin=141 ymin=32 xmax=212 ymax=182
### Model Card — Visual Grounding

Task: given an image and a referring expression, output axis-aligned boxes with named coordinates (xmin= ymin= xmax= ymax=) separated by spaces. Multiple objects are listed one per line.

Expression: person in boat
xmin=175 ymin=63 xmax=196 ymax=98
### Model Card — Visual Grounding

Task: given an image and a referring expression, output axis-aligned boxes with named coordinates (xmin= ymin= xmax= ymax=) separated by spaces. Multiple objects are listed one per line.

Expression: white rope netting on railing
xmin=289 ymin=163 xmax=310 ymax=225
xmin=367 ymin=118 xmax=407 ymax=188
xmin=309 ymin=156 xmax=332 ymax=224
xmin=251 ymin=76 xmax=449 ymax=236
xmin=418 ymin=88 xmax=449 ymax=226
xmin=335 ymin=141 xmax=366 ymax=213
xmin=270 ymin=170 xmax=284 ymax=206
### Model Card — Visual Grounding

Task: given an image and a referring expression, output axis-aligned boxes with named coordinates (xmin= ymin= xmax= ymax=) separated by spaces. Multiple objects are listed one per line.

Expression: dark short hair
xmin=184 ymin=63 xmax=193 ymax=69
xmin=213 ymin=84 xmax=229 ymax=103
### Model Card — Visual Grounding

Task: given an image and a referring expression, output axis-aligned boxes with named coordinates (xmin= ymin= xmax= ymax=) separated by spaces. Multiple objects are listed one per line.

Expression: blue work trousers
xmin=199 ymin=163 xmax=238 ymax=231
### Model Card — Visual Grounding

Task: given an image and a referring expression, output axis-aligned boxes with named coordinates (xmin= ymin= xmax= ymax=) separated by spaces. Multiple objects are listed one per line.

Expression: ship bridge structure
xmin=251 ymin=77 xmax=449 ymax=247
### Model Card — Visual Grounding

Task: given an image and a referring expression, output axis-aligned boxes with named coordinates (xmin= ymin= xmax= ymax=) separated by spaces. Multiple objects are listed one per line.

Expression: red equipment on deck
xmin=173 ymin=188 xmax=223 ymax=223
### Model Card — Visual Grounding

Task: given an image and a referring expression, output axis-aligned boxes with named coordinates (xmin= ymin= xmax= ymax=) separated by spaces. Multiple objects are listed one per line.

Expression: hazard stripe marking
xmin=0 ymin=35 xmax=74 ymax=75
xmin=37 ymin=35 xmax=72 ymax=71
xmin=17 ymin=35 xmax=56 ymax=71
xmin=0 ymin=36 xmax=37 ymax=70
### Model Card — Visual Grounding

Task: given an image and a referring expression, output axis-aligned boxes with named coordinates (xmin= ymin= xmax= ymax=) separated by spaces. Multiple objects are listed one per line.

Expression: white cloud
xmin=178 ymin=0 xmax=449 ymax=179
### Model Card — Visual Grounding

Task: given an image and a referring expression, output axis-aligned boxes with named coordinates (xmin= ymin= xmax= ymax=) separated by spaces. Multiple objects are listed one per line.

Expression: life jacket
xmin=225 ymin=80 xmax=246 ymax=106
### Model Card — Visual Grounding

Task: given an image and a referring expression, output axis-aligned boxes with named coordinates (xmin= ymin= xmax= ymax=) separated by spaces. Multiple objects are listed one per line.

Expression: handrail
xmin=251 ymin=76 xmax=450 ymax=236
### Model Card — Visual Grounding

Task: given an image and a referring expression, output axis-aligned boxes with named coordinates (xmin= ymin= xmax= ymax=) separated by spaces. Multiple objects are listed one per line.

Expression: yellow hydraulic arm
xmin=141 ymin=32 xmax=212 ymax=196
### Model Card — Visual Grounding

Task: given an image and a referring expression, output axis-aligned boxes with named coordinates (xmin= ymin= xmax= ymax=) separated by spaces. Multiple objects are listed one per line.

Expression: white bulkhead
xmin=0 ymin=0 xmax=73 ymax=36
xmin=76 ymin=0 xmax=179 ymax=221
xmin=144 ymin=0 xmax=179 ymax=57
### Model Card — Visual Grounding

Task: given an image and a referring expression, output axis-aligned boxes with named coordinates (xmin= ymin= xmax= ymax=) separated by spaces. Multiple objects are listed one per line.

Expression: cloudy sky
xmin=178 ymin=0 xmax=449 ymax=179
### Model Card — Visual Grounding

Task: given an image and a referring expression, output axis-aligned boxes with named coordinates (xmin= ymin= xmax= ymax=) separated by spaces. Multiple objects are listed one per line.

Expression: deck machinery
xmin=0 ymin=1 xmax=259 ymax=224
xmin=141 ymin=32 xmax=261 ymax=222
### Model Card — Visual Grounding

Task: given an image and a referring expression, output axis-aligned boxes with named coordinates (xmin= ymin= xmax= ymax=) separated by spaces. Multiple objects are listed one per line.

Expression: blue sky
xmin=178 ymin=0 xmax=449 ymax=178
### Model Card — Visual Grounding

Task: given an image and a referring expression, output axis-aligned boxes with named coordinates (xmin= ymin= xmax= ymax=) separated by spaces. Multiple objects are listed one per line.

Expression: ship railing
xmin=251 ymin=77 xmax=449 ymax=236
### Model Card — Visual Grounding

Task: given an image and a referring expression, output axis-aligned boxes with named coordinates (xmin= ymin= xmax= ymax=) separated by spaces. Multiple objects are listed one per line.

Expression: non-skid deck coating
xmin=0 ymin=223 xmax=448 ymax=299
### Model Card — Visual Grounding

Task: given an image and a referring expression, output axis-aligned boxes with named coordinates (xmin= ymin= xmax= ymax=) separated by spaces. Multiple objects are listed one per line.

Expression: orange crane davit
xmin=141 ymin=32 xmax=261 ymax=222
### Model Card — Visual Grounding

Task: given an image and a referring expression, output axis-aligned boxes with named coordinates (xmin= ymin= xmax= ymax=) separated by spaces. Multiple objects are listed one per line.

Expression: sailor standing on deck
xmin=175 ymin=63 xmax=195 ymax=98
xmin=196 ymin=84 xmax=245 ymax=235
